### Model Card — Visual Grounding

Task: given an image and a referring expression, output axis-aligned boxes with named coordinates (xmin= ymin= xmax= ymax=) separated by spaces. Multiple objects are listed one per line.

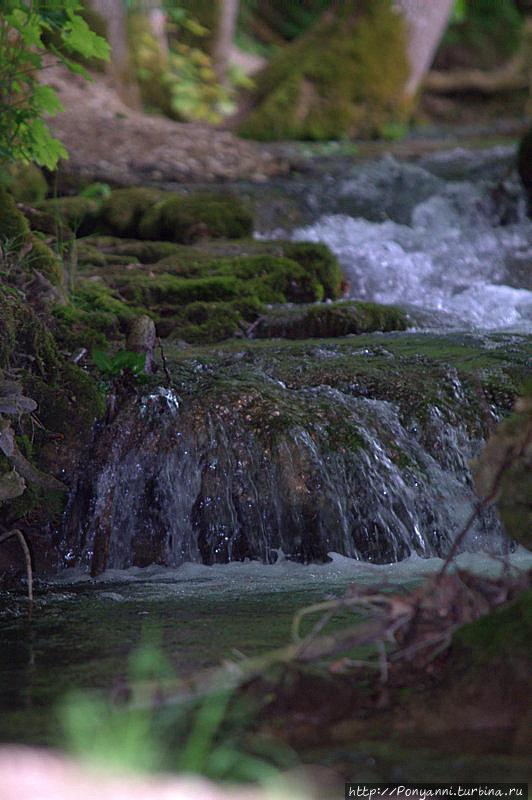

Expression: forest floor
xmin=43 ymin=62 xmax=290 ymax=185
xmin=44 ymin=61 xmax=528 ymax=191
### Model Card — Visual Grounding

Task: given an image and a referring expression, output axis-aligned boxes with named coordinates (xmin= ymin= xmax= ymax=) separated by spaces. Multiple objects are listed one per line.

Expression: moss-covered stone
xmin=252 ymin=301 xmax=408 ymax=339
xmin=5 ymin=162 xmax=48 ymax=204
xmin=100 ymin=187 xmax=163 ymax=238
xmin=36 ymin=196 xmax=101 ymax=236
xmin=0 ymin=284 xmax=104 ymax=554
xmin=137 ymin=193 xmax=253 ymax=243
xmin=239 ymin=0 xmax=409 ymax=141
xmin=26 ymin=237 xmax=63 ymax=286
xmin=0 ymin=186 xmax=31 ymax=245
xmin=66 ymin=234 xmax=344 ymax=345
xmin=472 ymin=382 xmax=532 ymax=549
xmin=97 ymin=188 xmax=254 ymax=242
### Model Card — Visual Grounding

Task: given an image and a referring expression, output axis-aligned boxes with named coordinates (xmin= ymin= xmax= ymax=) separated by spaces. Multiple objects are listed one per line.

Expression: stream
xmin=2 ymin=138 xmax=532 ymax=781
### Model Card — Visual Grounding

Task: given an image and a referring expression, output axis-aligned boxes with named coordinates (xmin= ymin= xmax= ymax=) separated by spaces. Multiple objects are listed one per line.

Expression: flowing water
xmin=261 ymin=145 xmax=532 ymax=332
xmin=2 ymin=139 xmax=532 ymax=779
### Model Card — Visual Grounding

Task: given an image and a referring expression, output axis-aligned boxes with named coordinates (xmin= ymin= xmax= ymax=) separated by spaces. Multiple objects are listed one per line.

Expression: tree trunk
xmin=395 ymin=0 xmax=454 ymax=99
xmin=213 ymin=0 xmax=239 ymax=85
xmin=90 ymin=0 xmax=141 ymax=108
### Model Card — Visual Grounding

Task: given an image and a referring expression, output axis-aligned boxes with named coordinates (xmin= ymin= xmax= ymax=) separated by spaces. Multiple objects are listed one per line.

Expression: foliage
xmin=129 ymin=7 xmax=236 ymax=124
xmin=0 ymin=0 xmax=109 ymax=169
xmin=434 ymin=0 xmax=524 ymax=70
xmin=59 ymin=640 xmax=293 ymax=783
xmin=91 ymin=348 xmax=147 ymax=381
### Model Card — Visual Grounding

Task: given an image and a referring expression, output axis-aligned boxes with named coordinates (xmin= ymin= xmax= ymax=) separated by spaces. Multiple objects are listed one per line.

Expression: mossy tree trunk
xmin=239 ymin=1 xmax=411 ymax=141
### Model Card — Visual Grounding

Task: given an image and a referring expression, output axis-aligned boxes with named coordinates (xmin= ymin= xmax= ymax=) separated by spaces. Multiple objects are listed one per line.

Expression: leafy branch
xmin=0 ymin=1 xmax=109 ymax=169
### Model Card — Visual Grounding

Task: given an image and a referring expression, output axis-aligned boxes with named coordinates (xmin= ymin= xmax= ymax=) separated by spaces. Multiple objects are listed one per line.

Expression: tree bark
xmin=213 ymin=0 xmax=239 ymax=85
xmin=394 ymin=0 xmax=454 ymax=99
xmin=90 ymin=0 xmax=141 ymax=108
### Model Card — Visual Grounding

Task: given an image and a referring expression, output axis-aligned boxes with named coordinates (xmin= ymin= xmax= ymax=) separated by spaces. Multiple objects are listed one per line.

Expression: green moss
xmin=27 ymin=237 xmax=63 ymax=285
xmin=52 ymin=305 xmax=114 ymax=351
xmin=239 ymin=1 xmax=409 ymax=141
xmin=253 ymin=301 xmax=408 ymax=339
xmin=73 ymin=280 xmax=139 ymax=330
xmin=282 ymin=242 xmax=344 ymax=299
xmin=24 ymin=361 xmax=105 ymax=438
xmin=80 ymin=237 xmax=185 ymax=265
xmin=101 ymin=188 xmax=163 ymax=238
xmin=137 ymin=193 xmax=253 ymax=243
xmin=36 ymin=196 xmax=100 ymax=235
xmin=0 ymin=283 xmax=104 ymax=526
xmin=5 ymin=162 xmax=48 ymax=204
xmin=0 ymin=284 xmax=60 ymax=377
xmin=0 ymin=186 xmax=31 ymax=245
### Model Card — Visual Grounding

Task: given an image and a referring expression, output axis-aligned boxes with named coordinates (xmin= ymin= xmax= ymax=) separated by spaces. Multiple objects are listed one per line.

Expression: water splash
xmin=284 ymin=154 xmax=532 ymax=331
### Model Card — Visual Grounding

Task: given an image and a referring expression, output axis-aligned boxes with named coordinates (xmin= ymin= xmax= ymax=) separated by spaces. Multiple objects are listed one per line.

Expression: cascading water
xmin=286 ymin=148 xmax=532 ymax=332
xmin=65 ymin=144 xmax=530 ymax=572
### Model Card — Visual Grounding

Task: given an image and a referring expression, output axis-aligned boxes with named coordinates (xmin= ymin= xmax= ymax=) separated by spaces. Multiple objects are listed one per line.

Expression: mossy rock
xmin=136 ymin=193 xmax=253 ymax=243
xmin=239 ymin=0 xmax=409 ymax=141
xmin=99 ymin=188 xmax=253 ymax=243
xmin=0 ymin=284 xmax=104 ymax=534
xmin=0 ymin=186 xmax=31 ymax=245
xmin=78 ymin=237 xmax=185 ymax=265
xmin=252 ymin=301 xmax=408 ymax=339
xmin=26 ymin=237 xmax=63 ymax=286
xmin=52 ymin=305 xmax=116 ymax=351
xmin=4 ymin=162 xmax=47 ymax=204
xmin=472 ymin=383 xmax=532 ymax=549
xmin=101 ymin=188 xmax=163 ymax=238
xmin=35 ymin=196 xmax=101 ymax=236
xmin=72 ymin=280 xmax=140 ymax=330
xmin=0 ymin=284 xmax=60 ymax=377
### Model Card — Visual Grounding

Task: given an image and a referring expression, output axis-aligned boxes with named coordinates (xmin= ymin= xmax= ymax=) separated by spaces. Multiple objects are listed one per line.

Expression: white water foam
xmin=51 ymin=548 xmax=532 ymax=602
xmin=284 ymin=156 xmax=532 ymax=332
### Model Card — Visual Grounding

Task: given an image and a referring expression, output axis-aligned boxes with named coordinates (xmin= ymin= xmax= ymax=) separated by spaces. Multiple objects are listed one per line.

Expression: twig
xmin=439 ymin=422 xmax=532 ymax=576
xmin=157 ymin=336 xmax=171 ymax=385
xmin=0 ymin=528 xmax=33 ymax=618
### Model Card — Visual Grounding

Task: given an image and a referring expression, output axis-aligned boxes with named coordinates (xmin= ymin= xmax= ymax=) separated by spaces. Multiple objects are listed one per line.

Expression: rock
xmin=250 ymin=301 xmax=408 ymax=339
xmin=517 ymin=127 xmax=532 ymax=214
xmin=126 ymin=315 xmax=156 ymax=374
xmin=472 ymin=385 xmax=532 ymax=549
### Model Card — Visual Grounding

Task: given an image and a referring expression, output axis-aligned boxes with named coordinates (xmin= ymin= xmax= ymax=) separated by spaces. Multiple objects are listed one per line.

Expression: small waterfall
xmin=64 ymin=363 xmax=511 ymax=574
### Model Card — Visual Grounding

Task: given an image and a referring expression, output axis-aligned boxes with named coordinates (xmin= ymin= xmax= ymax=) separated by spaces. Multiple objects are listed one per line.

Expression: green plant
xmin=91 ymin=348 xmax=147 ymax=381
xmin=0 ymin=1 xmax=109 ymax=169
xmin=59 ymin=639 xmax=294 ymax=783
xmin=130 ymin=6 xmax=238 ymax=123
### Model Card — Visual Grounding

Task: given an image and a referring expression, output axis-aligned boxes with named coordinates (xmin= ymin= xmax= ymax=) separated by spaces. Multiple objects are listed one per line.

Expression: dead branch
xmin=0 ymin=528 xmax=33 ymax=617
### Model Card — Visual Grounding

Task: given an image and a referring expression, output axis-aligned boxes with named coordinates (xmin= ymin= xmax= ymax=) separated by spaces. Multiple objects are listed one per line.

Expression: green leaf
xmin=91 ymin=349 xmax=114 ymax=374
xmin=113 ymin=350 xmax=146 ymax=375
xmin=62 ymin=11 xmax=110 ymax=61
xmin=32 ymin=85 xmax=64 ymax=116
xmin=25 ymin=118 xmax=68 ymax=169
